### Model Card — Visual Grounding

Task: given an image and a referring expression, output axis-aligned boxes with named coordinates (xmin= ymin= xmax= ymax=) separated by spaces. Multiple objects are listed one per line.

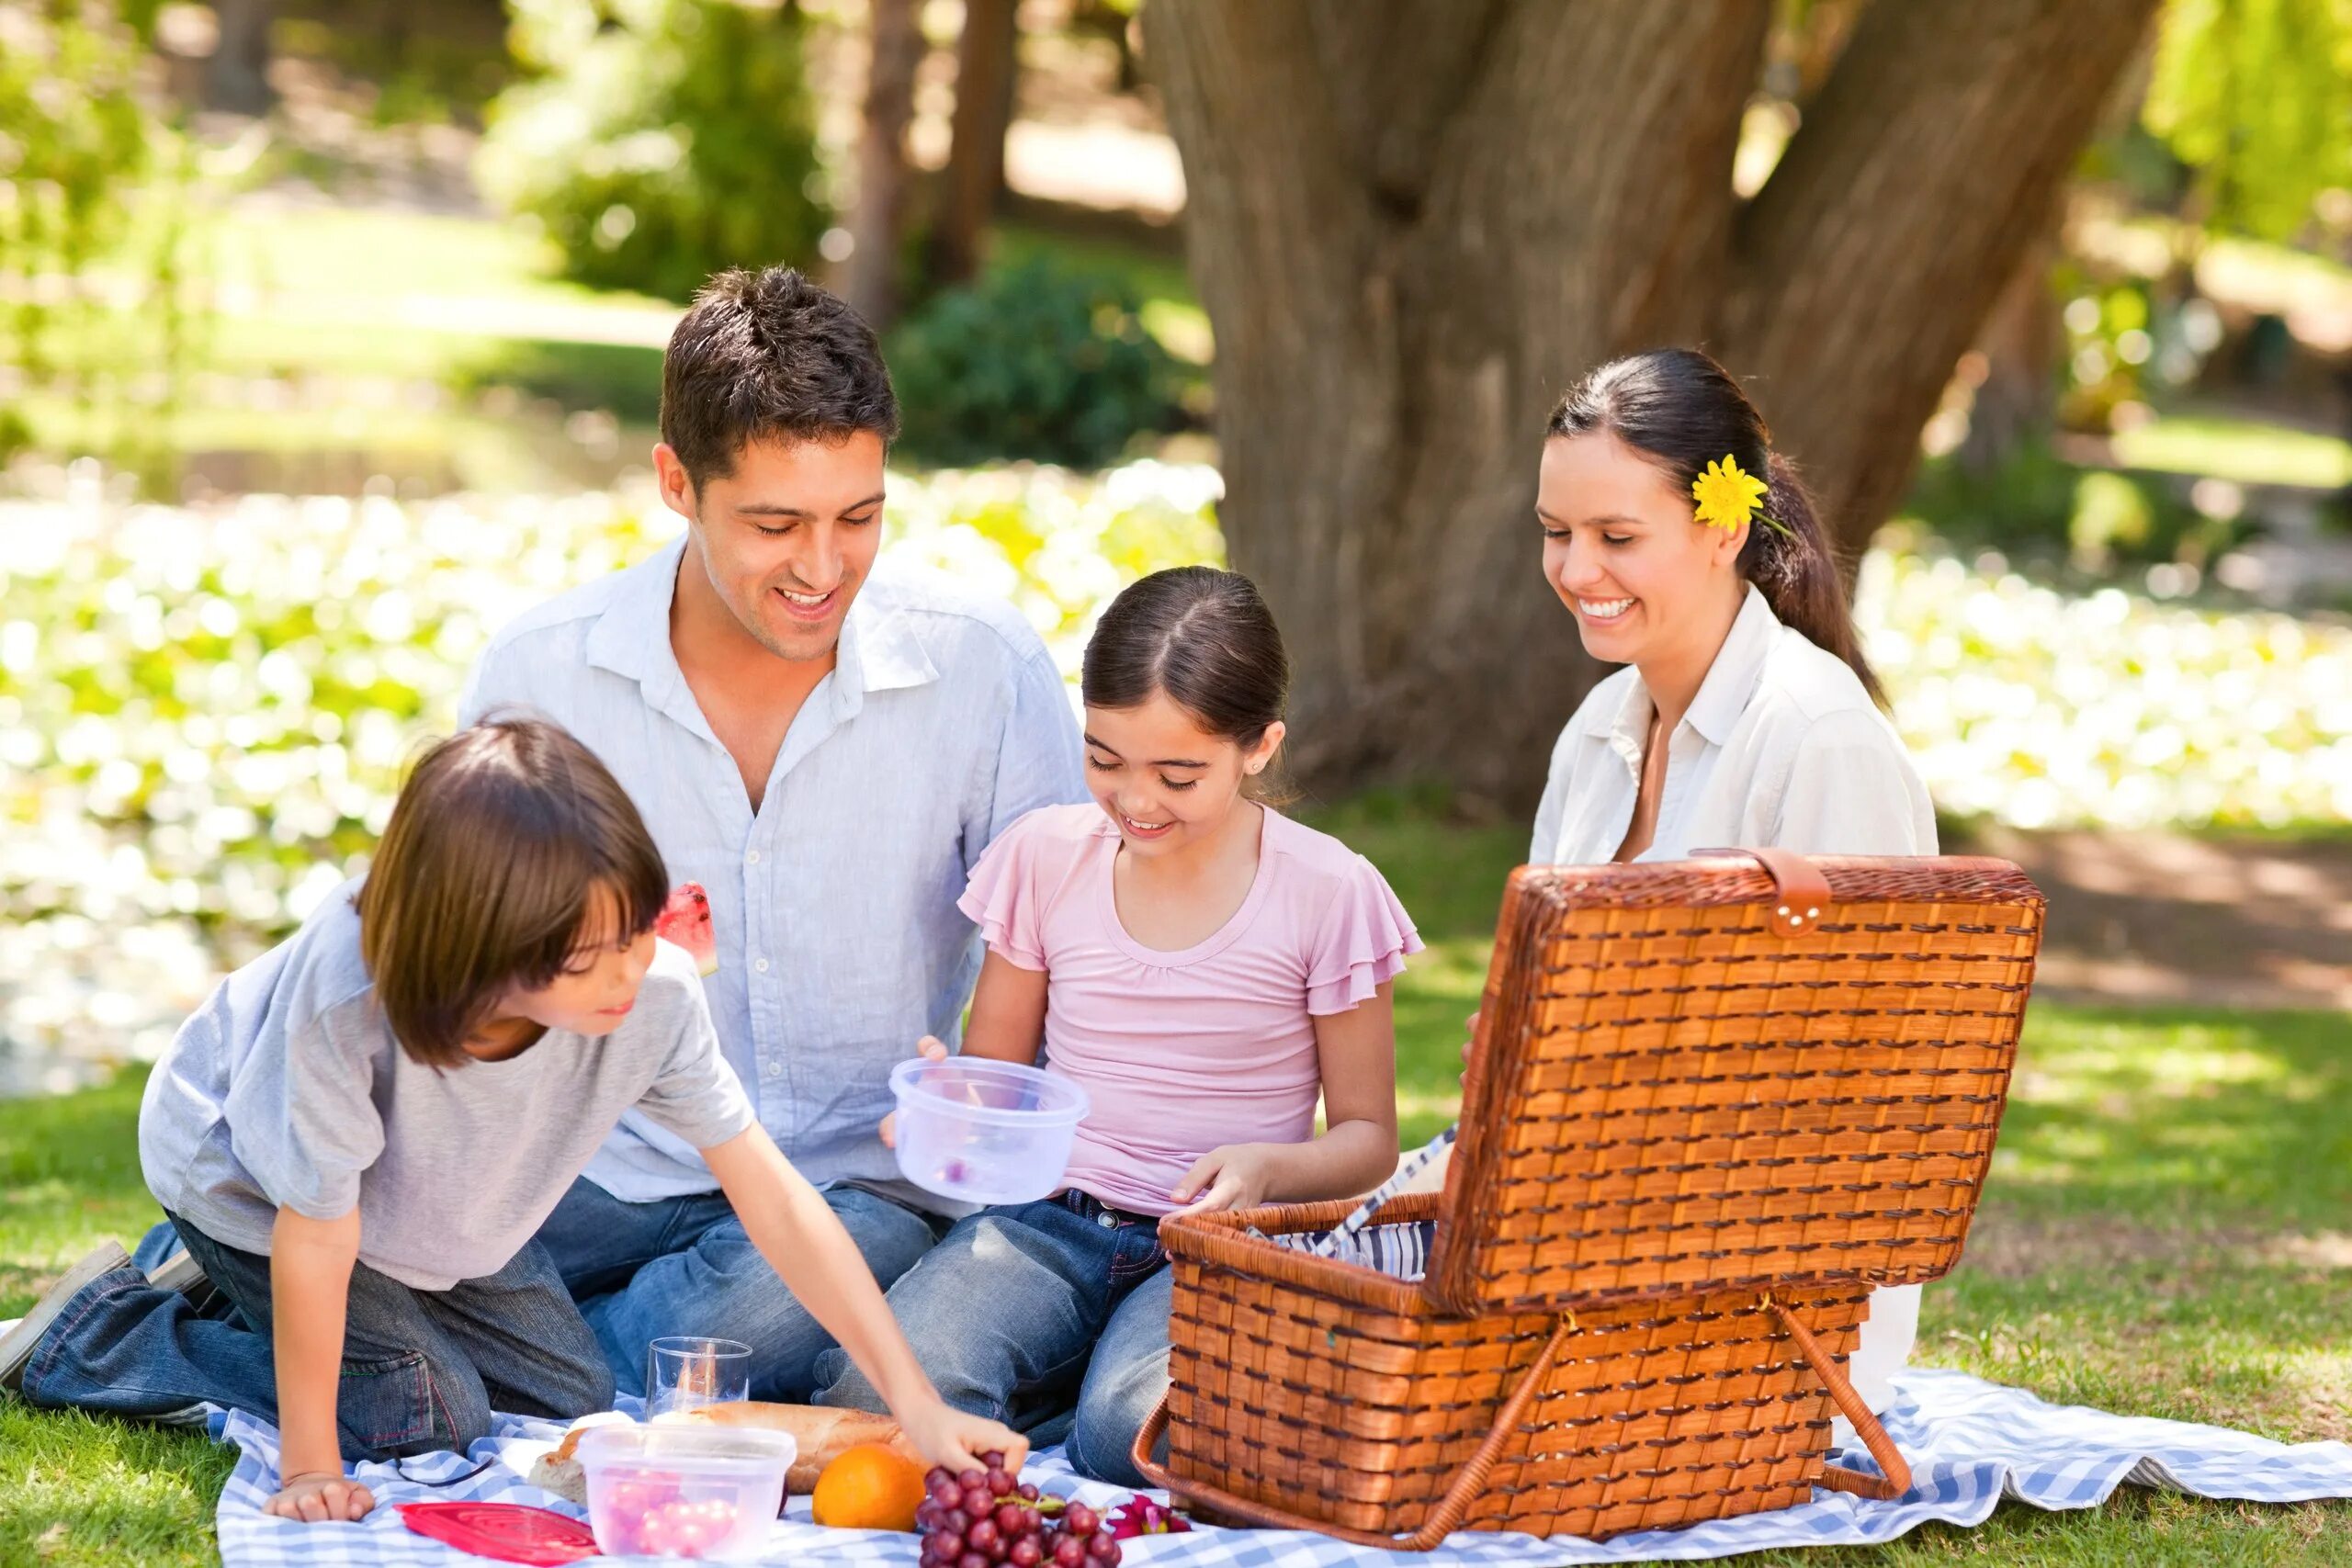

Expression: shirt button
xmin=745 ymin=850 xmax=760 ymax=864
xmin=1097 ymin=1212 xmax=1118 ymax=1229
xmin=764 ymin=1062 xmax=781 ymax=1078
xmin=755 ymin=958 xmax=769 ymax=973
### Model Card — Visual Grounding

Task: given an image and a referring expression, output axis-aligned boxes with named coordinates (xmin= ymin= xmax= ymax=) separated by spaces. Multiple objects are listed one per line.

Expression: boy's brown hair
xmin=356 ymin=718 xmax=669 ymax=1067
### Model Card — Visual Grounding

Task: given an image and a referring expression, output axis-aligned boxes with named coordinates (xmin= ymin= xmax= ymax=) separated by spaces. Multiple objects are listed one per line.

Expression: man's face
xmin=658 ymin=431 xmax=888 ymax=663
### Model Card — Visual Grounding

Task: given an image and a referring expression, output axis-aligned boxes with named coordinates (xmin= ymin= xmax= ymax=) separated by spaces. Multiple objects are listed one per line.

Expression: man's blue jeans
xmin=808 ymin=1190 xmax=1170 ymax=1485
xmin=20 ymin=1213 xmax=611 ymax=1460
xmin=531 ymin=1177 xmax=948 ymax=1401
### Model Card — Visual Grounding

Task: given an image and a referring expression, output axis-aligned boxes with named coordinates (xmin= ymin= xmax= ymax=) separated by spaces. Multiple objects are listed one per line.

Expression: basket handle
xmin=1770 ymin=1298 xmax=1915 ymax=1500
xmin=1130 ymin=1302 xmax=1912 ymax=1546
xmin=1693 ymin=845 xmax=1832 ymax=937
xmin=1128 ymin=1318 xmax=1577 ymax=1551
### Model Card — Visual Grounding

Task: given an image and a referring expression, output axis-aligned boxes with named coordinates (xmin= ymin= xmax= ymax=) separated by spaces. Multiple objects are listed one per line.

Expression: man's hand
xmin=262 ymin=1470 xmax=373 ymax=1523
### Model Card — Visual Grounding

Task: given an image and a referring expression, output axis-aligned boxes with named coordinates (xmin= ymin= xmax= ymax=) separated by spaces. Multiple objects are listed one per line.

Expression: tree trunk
xmin=841 ymin=0 xmax=927 ymax=333
xmin=206 ymin=0 xmax=276 ymax=114
xmin=1956 ymin=230 xmax=2063 ymax=476
xmin=928 ymin=0 xmax=1021 ymax=288
xmin=1144 ymin=0 xmax=2160 ymax=811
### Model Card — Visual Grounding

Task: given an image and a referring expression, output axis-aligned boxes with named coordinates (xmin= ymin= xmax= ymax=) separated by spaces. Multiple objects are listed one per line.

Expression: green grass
xmin=2111 ymin=415 xmax=2352 ymax=491
xmin=6 ymin=808 xmax=2349 ymax=1562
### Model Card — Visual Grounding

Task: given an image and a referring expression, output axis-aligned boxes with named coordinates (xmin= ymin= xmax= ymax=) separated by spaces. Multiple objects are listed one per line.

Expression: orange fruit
xmin=810 ymin=1442 xmax=928 ymax=1532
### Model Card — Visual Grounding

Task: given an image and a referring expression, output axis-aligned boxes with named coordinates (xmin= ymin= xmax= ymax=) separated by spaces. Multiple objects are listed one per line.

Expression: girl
xmin=1530 ymin=346 xmax=1935 ymax=1418
xmin=0 ymin=718 xmax=1019 ymax=1523
xmin=813 ymin=566 xmax=1418 ymax=1484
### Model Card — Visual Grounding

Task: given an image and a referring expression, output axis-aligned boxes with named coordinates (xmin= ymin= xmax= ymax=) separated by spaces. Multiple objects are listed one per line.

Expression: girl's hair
xmin=1547 ymin=348 xmax=1884 ymax=705
xmin=1082 ymin=567 xmax=1290 ymax=786
xmin=356 ymin=717 xmax=669 ymax=1067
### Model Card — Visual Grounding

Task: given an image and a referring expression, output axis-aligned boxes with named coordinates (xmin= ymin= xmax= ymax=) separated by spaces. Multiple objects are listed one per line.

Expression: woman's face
xmin=1083 ymin=690 xmax=1283 ymax=860
xmin=1537 ymin=432 xmax=1747 ymax=668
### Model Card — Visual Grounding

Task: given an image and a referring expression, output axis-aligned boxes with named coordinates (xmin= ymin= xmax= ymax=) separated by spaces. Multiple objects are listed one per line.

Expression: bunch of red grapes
xmin=917 ymin=1453 xmax=1121 ymax=1568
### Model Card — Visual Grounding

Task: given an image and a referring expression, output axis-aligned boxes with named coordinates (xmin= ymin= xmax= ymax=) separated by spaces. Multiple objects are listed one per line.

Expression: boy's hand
xmin=263 ymin=1471 xmax=374 ymax=1523
xmin=876 ymin=1036 xmax=951 ymax=1149
xmin=1171 ymin=1143 xmax=1280 ymax=1213
xmin=895 ymin=1395 xmax=1028 ymax=1476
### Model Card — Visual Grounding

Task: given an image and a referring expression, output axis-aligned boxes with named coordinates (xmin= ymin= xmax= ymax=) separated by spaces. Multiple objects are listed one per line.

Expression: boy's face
xmin=656 ymin=431 xmax=888 ymax=665
xmin=481 ymin=889 xmax=658 ymax=1046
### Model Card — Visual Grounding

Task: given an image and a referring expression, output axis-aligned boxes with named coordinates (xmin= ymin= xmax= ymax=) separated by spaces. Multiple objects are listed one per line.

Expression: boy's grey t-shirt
xmin=139 ymin=883 xmax=756 ymax=1291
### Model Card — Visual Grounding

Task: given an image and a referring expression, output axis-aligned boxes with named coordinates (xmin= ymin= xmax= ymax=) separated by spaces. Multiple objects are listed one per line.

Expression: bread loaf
xmin=527 ymin=1403 xmax=917 ymax=1504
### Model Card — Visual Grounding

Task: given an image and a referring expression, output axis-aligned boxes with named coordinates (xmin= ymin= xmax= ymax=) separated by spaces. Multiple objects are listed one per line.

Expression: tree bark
xmin=928 ymin=0 xmax=1021 ymax=287
xmin=206 ymin=0 xmax=276 ymax=115
xmin=1145 ymin=0 xmax=2160 ymax=810
xmin=841 ymin=0 xmax=927 ymax=333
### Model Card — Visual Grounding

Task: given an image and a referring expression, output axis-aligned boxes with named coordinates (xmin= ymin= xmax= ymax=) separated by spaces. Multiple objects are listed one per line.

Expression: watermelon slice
xmin=654 ymin=882 xmax=719 ymax=976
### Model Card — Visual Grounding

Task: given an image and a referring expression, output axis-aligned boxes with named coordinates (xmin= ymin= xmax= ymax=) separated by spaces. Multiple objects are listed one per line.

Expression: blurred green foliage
xmin=2145 ymin=0 xmax=2352 ymax=242
xmin=888 ymin=257 xmax=1185 ymax=468
xmin=1903 ymin=440 xmax=2243 ymax=575
xmin=0 ymin=0 xmax=203 ymax=468
xmin=476 ymin=0 xmax=828 ymax=303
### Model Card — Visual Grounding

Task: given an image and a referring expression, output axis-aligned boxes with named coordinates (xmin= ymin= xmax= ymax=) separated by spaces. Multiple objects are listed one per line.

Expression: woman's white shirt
xmin=1531 ymin=583 xmax=1935 ymax=866
xmin=1528 ymin=583 xmax=1934 ymax=1421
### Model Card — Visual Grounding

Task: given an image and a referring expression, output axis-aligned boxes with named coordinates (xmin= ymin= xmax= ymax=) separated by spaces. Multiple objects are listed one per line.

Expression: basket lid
xmin=1418 ymin=849 xmax=2044 ymax=1315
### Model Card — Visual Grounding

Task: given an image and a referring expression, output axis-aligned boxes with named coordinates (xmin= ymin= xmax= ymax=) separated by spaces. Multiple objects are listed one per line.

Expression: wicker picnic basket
xmin=1133 ymin=847 xmax=2046 ymax=1545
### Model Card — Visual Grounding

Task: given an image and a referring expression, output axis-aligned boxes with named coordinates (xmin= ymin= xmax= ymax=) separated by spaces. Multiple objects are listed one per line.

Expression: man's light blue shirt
xmin=458 ymin=535 xmax=1088 ymax=1209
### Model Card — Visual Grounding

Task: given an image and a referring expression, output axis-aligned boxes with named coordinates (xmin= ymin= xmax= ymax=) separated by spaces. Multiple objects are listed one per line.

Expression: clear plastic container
xmin=889 ymin=1056 xmax=1091 ymax=1205
xmin=576 ymin=1422 xmax=795 ymax=1561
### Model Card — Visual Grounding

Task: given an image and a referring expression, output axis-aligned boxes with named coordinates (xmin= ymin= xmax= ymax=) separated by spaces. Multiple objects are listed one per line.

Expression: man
xmin=458 ymin=265 xmax=1086 ymax=1398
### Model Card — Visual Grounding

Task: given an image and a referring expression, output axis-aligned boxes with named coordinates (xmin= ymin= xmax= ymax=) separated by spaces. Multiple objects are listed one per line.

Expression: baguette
xmin=528 ymin=1403 xmax=918 ymax=1504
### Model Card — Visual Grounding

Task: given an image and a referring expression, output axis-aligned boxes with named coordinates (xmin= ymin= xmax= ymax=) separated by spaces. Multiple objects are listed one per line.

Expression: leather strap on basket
xmin=1694 ymin=845 xmax=1833 ymax=938
xmin=1130 ymin=1303 xmax=1911 ymax=1547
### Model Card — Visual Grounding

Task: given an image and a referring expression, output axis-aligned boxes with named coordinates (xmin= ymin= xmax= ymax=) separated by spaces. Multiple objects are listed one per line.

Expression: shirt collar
xmin=582 ymin=538 xmax=941 ymax=711
xmin=1578 ymin=582 xmax=1781 ymax=752
xmin=1684 ymin=583 xmax=1780 ymax=747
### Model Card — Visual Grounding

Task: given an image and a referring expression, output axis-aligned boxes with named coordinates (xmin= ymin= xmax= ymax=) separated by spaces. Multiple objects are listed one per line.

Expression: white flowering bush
xmin=4 ymin=460 xmax=2344 ymax=1087
xmin=1858 ymin=552 xmax=2352 ymax=830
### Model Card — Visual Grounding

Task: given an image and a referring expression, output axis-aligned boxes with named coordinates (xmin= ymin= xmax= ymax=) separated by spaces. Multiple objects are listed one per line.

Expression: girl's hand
xmin=877 ymin=1036 xmax=950 ymax=1149
xmin=894 ymin=1394 xmax=1028 ymax=1476
xmin=1171 ymin=1144 xmax=1280 ymax=1213
xmin=263 ymin=1471 xmax=374 ymax=1524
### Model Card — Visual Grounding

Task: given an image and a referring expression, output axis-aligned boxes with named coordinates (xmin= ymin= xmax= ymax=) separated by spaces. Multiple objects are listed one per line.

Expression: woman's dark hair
xmin=1547 ymin=348 xmax=1883 ymax=705
xmin=1082 ymin=567 xmax=1291 ymax=793
xmin=356 ymin=717 xmax=670 ymax=1067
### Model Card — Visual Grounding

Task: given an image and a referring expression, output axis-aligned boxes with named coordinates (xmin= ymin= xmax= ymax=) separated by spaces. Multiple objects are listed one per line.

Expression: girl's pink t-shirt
xmin=956 ymin=802 xmax=1421 ymax=1216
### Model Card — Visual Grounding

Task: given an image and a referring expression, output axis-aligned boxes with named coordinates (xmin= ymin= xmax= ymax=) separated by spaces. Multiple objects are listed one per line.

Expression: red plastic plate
xmin=396 ymin=1501 xmax=601 ymax=1563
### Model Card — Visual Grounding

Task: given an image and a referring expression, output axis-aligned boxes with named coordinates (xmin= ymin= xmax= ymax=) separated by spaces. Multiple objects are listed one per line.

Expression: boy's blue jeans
xmin=19 ymin=1213 xmax=611 ymax=1461
xmin=808 ymin=1189 xmax=1172 ymax=1486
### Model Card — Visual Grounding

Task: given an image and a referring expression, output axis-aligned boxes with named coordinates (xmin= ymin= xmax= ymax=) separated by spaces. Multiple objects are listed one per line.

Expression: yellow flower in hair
xmin=1690 ymin=455 xmax=1768 ymax=533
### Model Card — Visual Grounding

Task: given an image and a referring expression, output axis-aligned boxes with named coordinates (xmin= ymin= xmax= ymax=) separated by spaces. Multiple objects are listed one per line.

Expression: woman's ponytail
xmin=1748 ymin=452 xmax=1884 ymax=705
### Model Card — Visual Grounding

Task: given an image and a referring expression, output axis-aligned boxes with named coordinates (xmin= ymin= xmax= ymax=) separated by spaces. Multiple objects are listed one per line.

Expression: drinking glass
xmin=644 ymin=1336 xmax=752 ymax=1420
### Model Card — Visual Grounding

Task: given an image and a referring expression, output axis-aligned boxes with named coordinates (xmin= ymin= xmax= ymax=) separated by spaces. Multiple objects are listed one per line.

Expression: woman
xmin=1528 ymin=347 xmax=1935 ymax=1420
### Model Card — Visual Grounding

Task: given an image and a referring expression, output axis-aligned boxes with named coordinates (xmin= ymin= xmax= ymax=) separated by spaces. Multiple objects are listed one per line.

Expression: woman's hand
xmin=894 ymin=1394 xmax=1029 ymax=1476
xmin=262 ymin=1470 xmax=373 ymax=1523
xmin=876 ymin=1036 xmax=950 ymax=1148
xmin=1170 ymin=1144 xmax=1282 ymax=1213
xmin=1459 ymin=1009 xmax=1480 ymax=1080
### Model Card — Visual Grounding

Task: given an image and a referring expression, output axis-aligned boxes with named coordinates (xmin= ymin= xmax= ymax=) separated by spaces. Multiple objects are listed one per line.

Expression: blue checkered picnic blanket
xmin=212 ymin=1370 xmax=2352 ymax=1567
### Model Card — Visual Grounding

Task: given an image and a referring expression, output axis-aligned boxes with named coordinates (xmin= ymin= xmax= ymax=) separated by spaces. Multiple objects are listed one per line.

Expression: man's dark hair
xmin=660 ymin=265 xmax=900 ymax=488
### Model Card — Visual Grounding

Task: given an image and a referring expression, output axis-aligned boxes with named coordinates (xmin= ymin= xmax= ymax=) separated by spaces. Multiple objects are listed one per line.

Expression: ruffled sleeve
xmin=1305 ymin=856 xmax=1424 ymax=1015
xmin=956 ymin=807 xmax=1052 ymax=970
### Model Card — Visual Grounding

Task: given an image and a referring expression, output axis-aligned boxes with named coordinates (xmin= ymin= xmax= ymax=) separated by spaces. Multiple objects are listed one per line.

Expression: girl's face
xmin=1537 ymin=432 xmax=1747 ymax=668
xmin=483 ymin=886 xmax=657 ymax=1047
xmin=1083 ymin=690 xmax=1284 ymax=859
